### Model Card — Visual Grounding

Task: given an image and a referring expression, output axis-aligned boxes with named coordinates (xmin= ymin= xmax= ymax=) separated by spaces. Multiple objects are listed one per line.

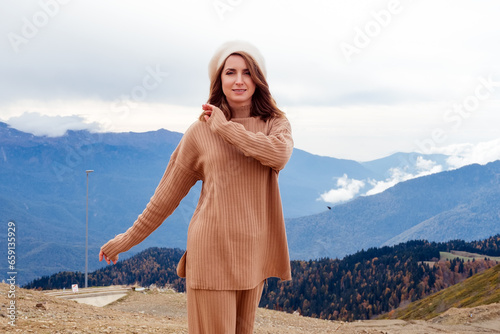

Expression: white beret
xmin=208 ymin=40 xmax=267 ymax=82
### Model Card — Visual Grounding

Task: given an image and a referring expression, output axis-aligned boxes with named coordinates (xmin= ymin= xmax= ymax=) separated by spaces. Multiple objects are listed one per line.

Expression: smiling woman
xmin=201 ymin=41 xmax=285 ymax=122
xmin=220 ymin=55 xmax=256 ymax=111
xmin=99 ymin=40 xmax=293 ymax=334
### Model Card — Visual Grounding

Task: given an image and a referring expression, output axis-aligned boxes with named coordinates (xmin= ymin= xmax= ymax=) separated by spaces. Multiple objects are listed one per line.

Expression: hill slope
xmin=385 ymin=263 xmax=500 ymax=320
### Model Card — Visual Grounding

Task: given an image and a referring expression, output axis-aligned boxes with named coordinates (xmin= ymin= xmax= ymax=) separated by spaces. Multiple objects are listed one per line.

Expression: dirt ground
xmin=2 ymin=283 xmax=500 ymax=333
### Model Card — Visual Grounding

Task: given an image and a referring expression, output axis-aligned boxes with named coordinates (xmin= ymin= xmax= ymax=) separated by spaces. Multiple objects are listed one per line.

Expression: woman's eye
xmin=226 ymin=71 xmax=234 ymax=75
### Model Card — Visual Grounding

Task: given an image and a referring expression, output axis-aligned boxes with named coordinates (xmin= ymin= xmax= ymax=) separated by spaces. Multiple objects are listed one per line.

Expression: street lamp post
xmin=85 ymin=170 xmax=94 ymax=289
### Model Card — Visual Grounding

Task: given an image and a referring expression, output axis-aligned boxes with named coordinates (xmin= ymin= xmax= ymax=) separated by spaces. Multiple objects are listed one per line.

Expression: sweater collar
xmin=230 ymin=105 xmax=252 ymax=119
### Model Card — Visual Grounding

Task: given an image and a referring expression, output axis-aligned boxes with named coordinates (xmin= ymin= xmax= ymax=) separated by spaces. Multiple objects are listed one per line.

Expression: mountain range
xmin=286 ymin=160 xmax=500 ymax=260
xmin=0 ymin=122 xmax=498 ymax=285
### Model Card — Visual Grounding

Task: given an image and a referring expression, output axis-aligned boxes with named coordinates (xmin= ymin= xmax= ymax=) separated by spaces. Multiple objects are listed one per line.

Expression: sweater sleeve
xmin=100 ymin=124 xmax=202 ymax=261
xmin=207 ymin=107 xmax=293 ymax=171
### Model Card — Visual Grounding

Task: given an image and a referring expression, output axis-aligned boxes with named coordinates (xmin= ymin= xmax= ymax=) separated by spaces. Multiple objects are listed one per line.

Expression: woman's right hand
xmin=99 ymin=249 xmax=118 ymax=265
xmin=202 ymin=103 xmax=215 ymax=121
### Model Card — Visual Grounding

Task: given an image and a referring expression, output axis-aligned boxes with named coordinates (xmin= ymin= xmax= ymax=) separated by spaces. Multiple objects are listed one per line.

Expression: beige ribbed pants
xmin=186 ymin=281 xmax=265 ymax=334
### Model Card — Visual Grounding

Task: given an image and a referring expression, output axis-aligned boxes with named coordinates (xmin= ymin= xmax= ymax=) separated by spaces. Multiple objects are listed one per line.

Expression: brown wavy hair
xmin=199 ymin=52 xmax=285 ymax=121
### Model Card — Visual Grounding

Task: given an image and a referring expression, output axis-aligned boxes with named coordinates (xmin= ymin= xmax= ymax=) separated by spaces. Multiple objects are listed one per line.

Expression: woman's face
xmin=221 ymin=55 xmax=256 ymax=109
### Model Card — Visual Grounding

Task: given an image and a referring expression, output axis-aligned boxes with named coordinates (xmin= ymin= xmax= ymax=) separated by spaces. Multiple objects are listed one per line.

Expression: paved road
xmin=43 ymin=285 xmax=132 ymax=307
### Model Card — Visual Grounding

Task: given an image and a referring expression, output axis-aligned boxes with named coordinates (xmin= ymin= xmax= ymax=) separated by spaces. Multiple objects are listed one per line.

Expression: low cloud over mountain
xmin=318 ymin=141 xmax=500 ymax=205
xmin=6 ymin=112 xmax=101 ymax=137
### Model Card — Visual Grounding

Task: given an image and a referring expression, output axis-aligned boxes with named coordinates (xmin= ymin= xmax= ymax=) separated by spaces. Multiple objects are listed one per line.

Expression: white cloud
xmin=320 ymin=139 xmax=500 ymax=201
xmin=316 ymin=139 xmax=500 ymax=204
xmin=5 ymin=112 xmax=100 ymax=137
xmin=365 ymin=168 xmax=409 ymax=196
xmin=365 ymin=157 xmax=443 ymax=196
xmin=319 ymin=174 xmax=365 ymax=204
xmin=442 ymin=138 xmax=500 ymax=169
xmin=415 ymin=156 xmax=444 ymax=175
xmin=0 ymin=99 xmax=201 ymax=136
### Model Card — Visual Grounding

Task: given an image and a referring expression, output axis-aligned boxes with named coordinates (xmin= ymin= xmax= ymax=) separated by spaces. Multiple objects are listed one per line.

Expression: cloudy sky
xmin=1 ymin=0 xmax=500 ymax=165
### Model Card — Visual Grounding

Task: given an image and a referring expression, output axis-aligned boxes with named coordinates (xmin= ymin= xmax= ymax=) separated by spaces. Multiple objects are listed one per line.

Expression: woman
xmin=100 ymin=40 xmax=293 ymax=333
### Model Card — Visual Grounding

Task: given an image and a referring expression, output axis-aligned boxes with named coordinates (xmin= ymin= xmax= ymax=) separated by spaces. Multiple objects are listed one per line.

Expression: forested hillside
xmin=259 ymin=242 xmax=498 ymax=321
xmin=24 ymin=235 xmax=500 ymax=321
xmin=24 ymin=248 xmax=187 ymax=292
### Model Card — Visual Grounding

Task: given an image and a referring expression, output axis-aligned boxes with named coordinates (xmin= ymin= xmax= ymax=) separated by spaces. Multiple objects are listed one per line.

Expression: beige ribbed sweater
xmin=101 ymin=105 xmax=293 ymax=290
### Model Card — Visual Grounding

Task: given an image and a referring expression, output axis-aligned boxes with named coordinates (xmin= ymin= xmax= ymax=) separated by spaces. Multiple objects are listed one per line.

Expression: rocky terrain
xmin=2 ymin=283 xmax=500 ymax=333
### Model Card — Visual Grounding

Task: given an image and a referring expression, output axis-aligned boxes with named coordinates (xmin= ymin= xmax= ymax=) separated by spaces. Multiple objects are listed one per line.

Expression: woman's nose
xmin=235 ymin=73 xmax=244 ymax=84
